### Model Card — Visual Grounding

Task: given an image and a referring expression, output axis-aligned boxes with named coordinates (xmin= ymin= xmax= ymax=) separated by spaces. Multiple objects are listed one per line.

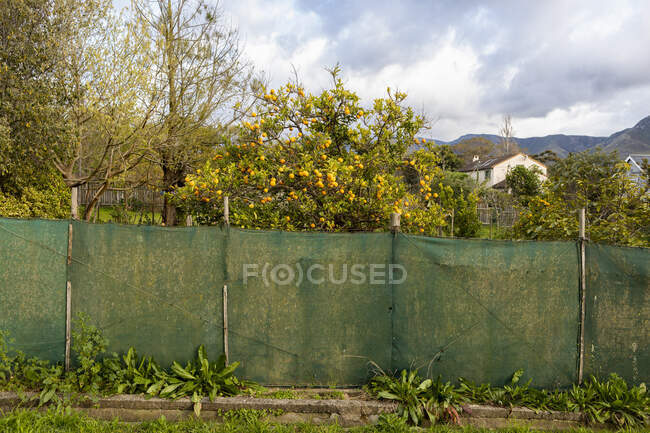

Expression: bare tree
xmin=499 ymin=114 xmax=518 ymax=155
xmin=133 ymin=0 xmax=255 ymax=225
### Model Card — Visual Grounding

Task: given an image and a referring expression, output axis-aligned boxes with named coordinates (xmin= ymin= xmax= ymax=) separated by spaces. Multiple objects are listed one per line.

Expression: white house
xmin=625 ymin=154 xmax=649 ymax=185
xmin=458 ymin=152 xmax=547 ymax=189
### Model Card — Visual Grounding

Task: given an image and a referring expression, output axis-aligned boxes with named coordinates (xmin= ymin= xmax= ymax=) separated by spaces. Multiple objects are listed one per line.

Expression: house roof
xmin=625 ymin=154 xmax=650 ymax=172
xmin=458 ymin=152 xmax=546 ymax=172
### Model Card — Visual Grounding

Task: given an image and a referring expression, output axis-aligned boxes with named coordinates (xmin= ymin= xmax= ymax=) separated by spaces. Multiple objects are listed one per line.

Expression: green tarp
xmin=0 ymin=218 xmax=68 ymax=362
xmin=584 ymin=243 xmax=649 ymax=384
xmin=0 ymin=217 xmax=648 ymax=386
xmin=225 ymin=230 xmax=393 ymax=385
xmin=392 ymin=235 xmax=580 ymax=388
xmin=69 ymin=222 xmax=227 ymax=366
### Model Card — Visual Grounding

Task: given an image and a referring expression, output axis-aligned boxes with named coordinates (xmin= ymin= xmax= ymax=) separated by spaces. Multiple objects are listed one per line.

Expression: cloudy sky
xmin=118 ymin=0 xmax=650 ymax=141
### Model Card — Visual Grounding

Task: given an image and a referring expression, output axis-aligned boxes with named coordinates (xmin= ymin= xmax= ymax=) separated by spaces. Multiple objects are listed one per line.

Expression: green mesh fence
xmin=69 ymin=221 xmax=227 ymax=366
xmin=224 ymin=229 xmax=393 ymax=385
xmin=584 ymin=243 xmax=649 ymax=384
xmin=0 ymin=218 xmax=68 ymax=362
xmin=392 ymin=235 xmax=580 ymax=388
xmin=1 ymin=218 xmax=649 ymax=386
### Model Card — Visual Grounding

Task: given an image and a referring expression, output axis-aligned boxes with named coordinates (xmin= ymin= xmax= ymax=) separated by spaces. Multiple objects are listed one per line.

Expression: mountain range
xmin=431 ymin=115 xmax=650 ymax=158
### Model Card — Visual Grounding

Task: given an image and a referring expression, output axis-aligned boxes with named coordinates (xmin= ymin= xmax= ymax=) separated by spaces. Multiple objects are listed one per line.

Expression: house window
xmin=485 ymin=169 xmax=491 ymax=181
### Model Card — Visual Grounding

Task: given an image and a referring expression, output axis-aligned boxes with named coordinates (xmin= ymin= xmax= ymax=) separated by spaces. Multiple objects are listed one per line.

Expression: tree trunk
xmin=70 ymin=187 xmax=79 ymax=219
xmin=83 ymin=182 xmax=108 ymax=221
xmin=162 ymin=166 xmax=183 ymax=226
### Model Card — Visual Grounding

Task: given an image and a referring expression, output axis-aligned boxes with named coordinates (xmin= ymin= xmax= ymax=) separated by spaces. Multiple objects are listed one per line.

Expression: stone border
xmin=0 ymin=392 xmax=611 ymax=429
xmin=457 ymin=404 xmax=595 ymax=430
xmin=0 ymin=392 xmax=396 ymax=426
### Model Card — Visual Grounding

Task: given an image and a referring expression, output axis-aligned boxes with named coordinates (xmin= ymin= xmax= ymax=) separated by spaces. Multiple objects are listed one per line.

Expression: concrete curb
xmin=0 ymin=392 xmax=396 ymax=426
xmin=0 ymin=392 xmax=611 ymax=429
xmin=457 ymin=404 xmax=595 ymax=430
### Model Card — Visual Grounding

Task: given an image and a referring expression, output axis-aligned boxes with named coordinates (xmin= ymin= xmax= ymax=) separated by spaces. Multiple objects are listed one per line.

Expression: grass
xmin=0 ymin=409 xmax=642 ymax=433
xmin=477 ymin=224 xmax=512 ymax=239
xmin=256 ymin=389 xmax=347 ymax=400
xmin=79 ymin=205 xmax=163 ymax=225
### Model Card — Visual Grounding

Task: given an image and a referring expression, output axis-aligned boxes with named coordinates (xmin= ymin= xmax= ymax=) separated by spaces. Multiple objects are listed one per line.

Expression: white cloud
xmin=220 ymin=0 xmax=650 ymax=139
xmin=345 ymin=31 xmax=482 ymax=120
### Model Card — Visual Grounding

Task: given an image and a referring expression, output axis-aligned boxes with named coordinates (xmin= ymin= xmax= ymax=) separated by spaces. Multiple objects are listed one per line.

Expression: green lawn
xmin=477 ymin=224 xmax=512 ymax=240
xmin=0 ymin=410 xmax=641 ymax=433
xmin=79 ymin=206 xmax=163 ymax=225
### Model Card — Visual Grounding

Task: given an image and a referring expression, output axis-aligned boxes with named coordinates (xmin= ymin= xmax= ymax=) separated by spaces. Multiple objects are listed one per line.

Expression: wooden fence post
xmin=390 ymin=212 xmax=401 ymax=233
xmin=223 ymin=285 xmax=229 ymax=365
xmin=223 ymin=196 xmax=229 ymax=226
xmin=65 ymin=222 xmax=73 ymax=371
xmin=450 ymin=209 xmax=455 ymax=237
xmin=578 ymin=208 xmax=586 ymax=384
xmin=489 ymin=207 xmax=494 ymax=239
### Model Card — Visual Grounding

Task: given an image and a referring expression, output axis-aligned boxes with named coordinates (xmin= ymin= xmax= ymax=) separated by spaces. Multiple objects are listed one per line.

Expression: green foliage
xmin=0 ymin=408 xmax=629 ymax=432
xmin=71 ymin=314 xmax=107 ymax=393
xmin=102 ymin=344 xmax=252 ymax=416
xmin=132 ymin=0 xmax=253 ymax=225
xmin=0 ymin=0 xmax=71 ymax=189
xmin=368 ymin=368 xmax=649 ymax=429
xmin=311 ymin=390 xmax=345 ymax=400
xmin=366 ymin=370 xmax=462 ymax=426
xmin=569 ymin=374 xmax=649 ymax=427
xmin=514 ymin=150 xmax=650 ymax=246
xmin=532 ymin=149 xmax=561 ymax=166
xmin=0 ymin=330 xmax=11 ymax=382
xmin=453 ymin=137 xmax=496 ymax=166
xmin=434 ymin=172 xmax=481 ymax=237
xmin=3 ymin=323 xmax=647 ymax=429
xmin=641 ymin=158 xmax=650 ymax=187
xmin=0 ymin=318 xmax=253 ymax=414
xmin=429 ymin=144 xmax=462 ymax=171
xmin=261 ymin=389 xmax=299 ymax=399
xmin=0 ymin=169 xmax=70 ymax=219
xmin=376 ymin=413 xmax=410 ymax=433
xmin=175 ymin=68 xmax=450 ymax=234
xmin=505 ymin=165 xmax=542 ymax=205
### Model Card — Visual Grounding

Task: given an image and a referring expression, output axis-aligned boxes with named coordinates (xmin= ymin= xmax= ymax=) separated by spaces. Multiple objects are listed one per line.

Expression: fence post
xmin=489 ymin=207 xmax=494 ymax=239
xmin=223 ymin=285 xmax=229 ymax=365
xmin=450 ymin=209 xmax=455 ymax=237
xmin=578 ymin=208 xmax=586 ymax=384
xmin=222 ymin=195 xmax=230 ymax=364
xmin=223 ymin=196 xmax=229 ymax=226
xmin=390 ymin=212 xmax=400 ymax=233
xmin=65 ymin=222 xmax=73 ymax=371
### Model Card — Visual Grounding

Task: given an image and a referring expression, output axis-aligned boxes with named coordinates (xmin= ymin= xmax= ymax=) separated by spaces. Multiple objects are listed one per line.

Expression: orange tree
xmin=172 ymin=68 xmax=448 ymax=234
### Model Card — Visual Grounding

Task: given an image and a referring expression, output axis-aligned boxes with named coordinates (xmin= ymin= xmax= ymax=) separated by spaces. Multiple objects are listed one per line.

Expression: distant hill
xmin=600 ymin=116 xmax=650 ymax=156
xmin=430 ymin=115 xmax=650 ymax=158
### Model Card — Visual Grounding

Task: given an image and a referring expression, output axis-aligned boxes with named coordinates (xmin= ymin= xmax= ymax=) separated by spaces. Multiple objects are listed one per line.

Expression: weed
xmin=375 ymin=413 xmax=410 ymax=433
xmin=260 ymin=389 xmax=299 ymax=399
xmin=368 ymin=368 xmax=649 ymax=429
xmin=311 ymin=390 xmax=345 ymax=400
xmin=0 ymin=318 xmax=255 ymax=415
